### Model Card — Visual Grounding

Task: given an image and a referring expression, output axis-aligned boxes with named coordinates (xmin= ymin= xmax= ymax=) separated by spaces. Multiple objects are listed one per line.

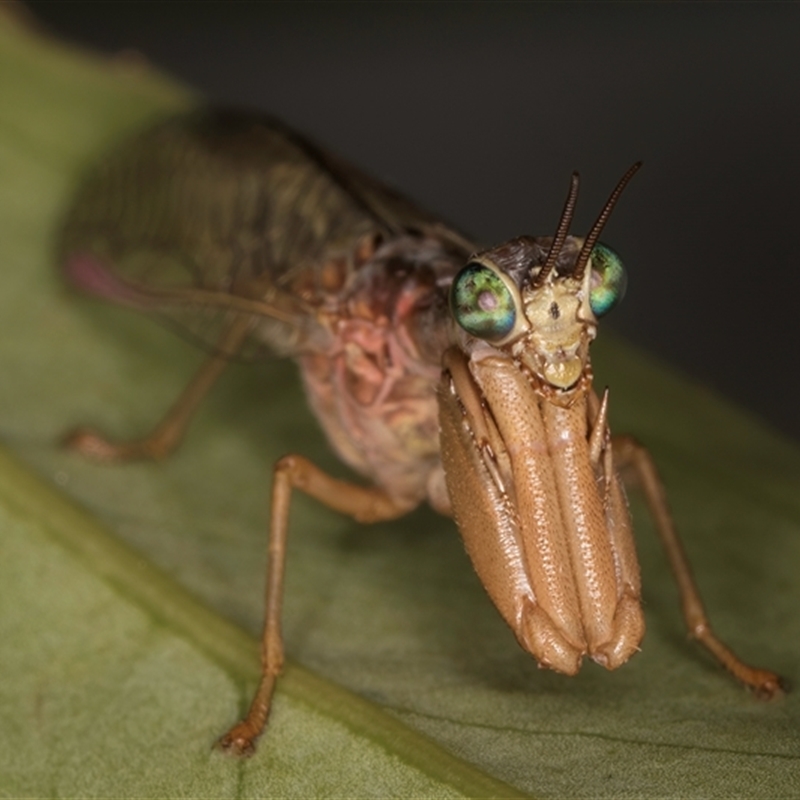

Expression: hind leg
xmin=613 ymin=434 xmax=784 ymax=697
xmin=63 ymin=316 xmax=250 ymax=462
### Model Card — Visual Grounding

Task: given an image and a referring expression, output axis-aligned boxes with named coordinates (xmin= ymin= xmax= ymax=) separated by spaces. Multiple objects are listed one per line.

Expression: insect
xmin=59 ymin=108 xmax=783 ymax=755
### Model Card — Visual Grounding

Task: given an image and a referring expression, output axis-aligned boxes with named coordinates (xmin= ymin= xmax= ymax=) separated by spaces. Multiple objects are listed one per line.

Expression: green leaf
xmin=0 ymin=9 xmax=798 ymax=797
xmin=0 ymin=447 xmax=517 ymax=798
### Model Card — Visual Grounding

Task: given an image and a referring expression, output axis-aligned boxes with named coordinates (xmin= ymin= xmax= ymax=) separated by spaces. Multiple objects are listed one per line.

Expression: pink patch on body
xmin=63 ymin=252 xmax=150 ymax=308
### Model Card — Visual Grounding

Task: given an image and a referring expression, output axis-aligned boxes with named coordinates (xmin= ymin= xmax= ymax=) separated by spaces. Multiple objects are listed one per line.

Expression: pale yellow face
xmin=513 ymin=269 xmax=597 ymax=390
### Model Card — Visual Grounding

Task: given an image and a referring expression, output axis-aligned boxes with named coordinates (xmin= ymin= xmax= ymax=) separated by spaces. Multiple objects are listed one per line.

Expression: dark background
xmin=27 ymin=2 xmax=800 ymax=442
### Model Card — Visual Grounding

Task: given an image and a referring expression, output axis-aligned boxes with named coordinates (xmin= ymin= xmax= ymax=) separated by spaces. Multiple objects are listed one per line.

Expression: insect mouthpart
xmin=517 ymin=343 xmax=588 ymax=392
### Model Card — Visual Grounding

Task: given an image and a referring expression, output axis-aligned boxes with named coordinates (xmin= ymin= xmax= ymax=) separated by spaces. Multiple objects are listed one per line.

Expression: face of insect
xmin=449 ymin=235 xmax=627 ymax=391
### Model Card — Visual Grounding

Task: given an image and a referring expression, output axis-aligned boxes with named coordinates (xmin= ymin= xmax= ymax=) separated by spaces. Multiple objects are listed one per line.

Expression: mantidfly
xmin=59 ymin=109 xmax=783 ymax=755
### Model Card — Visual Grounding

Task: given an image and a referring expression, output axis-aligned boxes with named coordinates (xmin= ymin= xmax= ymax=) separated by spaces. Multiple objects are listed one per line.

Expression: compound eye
xmin=589 ymin=243 xmax=627 ymax=317
xmin=450 ymin=261 xmax=517 ymax=342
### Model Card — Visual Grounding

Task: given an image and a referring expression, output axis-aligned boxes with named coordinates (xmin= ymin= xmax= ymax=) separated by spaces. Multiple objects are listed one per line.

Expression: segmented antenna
xmin=573 ymin=161 xmax=642 ymax=280
xmin=535 ymin=171 xmax=580 ymax=286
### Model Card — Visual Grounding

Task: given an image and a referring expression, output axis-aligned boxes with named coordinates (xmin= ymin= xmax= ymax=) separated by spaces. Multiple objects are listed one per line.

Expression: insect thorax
xmin=295 ymin=235 xmax=464 ymax=512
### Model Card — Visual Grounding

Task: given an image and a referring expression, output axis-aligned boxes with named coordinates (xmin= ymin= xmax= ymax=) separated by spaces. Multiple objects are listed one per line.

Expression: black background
xmin=27 ymin=2 xmax=800 ymax=442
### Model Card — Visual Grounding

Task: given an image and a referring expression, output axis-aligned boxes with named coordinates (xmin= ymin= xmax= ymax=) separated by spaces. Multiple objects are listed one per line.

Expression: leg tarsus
xmin=689 ymin=621 xmax=785 ymax=699
xmin=217 ymin=630 xmax=284 ymax=756
xmin=62 ymin=424 xmax=177 ymax=462
xmin=61 ymin=317 xmax=250 ymax=463
xmin=216 ymin=673 xmax=279 ymax=757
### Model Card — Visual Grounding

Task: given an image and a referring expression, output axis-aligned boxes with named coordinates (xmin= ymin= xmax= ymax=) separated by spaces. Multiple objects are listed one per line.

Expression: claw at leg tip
xmin=216 ymin=729 xmax=257 ymax=758
xmin=758 ymin=673 xmax=788 ymax=699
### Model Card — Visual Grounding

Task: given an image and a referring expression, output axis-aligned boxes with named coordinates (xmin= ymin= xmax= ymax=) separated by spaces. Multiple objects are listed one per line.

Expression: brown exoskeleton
xmin=59 ymin=109 xmax=783 ymax=755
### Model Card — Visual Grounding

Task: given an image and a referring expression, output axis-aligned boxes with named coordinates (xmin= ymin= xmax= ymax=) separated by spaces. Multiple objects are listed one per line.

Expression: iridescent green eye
xmin=589 ymin=243 xmax=627 ymax=317
xmin=450 ymin=262 xmax=517 ymax=341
